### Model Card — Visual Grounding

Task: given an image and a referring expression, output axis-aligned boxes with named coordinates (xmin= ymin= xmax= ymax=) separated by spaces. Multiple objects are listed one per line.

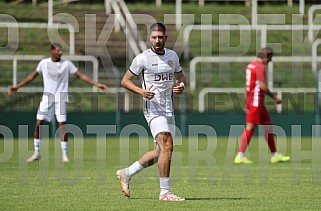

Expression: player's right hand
xmin=8 ymin=86 xmax=18 ymax=95
xmin=97 ymin=83 xmax=108 ymax=91
xmin=142 ymin=85 xmax=155 ymax=100
xmin=172 ymin=80 xmax=185 ymax=94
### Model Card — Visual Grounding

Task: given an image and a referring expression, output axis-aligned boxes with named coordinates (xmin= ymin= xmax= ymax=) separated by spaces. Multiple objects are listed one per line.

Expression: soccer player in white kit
xmin=117 ymin=23 xmax=186 ymax=201
xmin=8 ymin=43 xmax=108 ymax=162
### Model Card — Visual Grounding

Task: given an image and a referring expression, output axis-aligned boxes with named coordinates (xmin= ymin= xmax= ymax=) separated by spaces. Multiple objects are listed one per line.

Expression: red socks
xmin=265 ymin=129 xmax=276 ymax=153
xmin=238 ymin=129 xmax=253 ymax=152
xmin=238 ymin=128 xmax=277 ymax=154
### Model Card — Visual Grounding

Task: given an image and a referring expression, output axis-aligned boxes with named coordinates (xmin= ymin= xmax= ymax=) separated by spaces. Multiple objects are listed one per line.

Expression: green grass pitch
xmin=0 ymin=136 xmax=321 ymax=210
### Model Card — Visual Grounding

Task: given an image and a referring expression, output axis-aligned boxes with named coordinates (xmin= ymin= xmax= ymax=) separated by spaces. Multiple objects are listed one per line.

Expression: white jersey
xmin=129 ymin=48 xmax=182 ymax=119
xmin=36 ymin=57 xmax=78 ymax=103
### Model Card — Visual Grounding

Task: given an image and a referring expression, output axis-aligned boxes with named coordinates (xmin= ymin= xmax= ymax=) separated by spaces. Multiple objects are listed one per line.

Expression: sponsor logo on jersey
xmin=48 ymin=71 xmax=62 ymax=80
xmin=47 ymin=62 xmax=63 ymax=80
xmin=154 ymin=73 xmax=173 ymax=81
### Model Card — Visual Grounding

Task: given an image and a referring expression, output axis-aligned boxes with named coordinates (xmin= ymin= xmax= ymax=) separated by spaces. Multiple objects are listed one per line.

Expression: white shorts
xmin=148 ymin=115 xmax=175 ymax=141
xmin=36 ymin=100 xmax=67 ymax=122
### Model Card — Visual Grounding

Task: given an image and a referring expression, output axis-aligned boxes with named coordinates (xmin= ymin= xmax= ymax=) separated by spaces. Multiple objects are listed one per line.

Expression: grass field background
xmin=1 ymin=136 xmax=321 ymax=210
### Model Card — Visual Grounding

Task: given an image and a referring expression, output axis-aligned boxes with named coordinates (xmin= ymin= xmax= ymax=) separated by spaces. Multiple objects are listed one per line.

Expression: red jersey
xmin=245 ymin=59 xmax=266 ymax=108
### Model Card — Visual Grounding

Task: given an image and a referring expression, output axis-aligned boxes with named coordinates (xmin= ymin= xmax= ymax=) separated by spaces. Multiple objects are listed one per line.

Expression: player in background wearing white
xmin=8 ymin=43 xmax=108 ymax=162
xmin=117 ymin=23 xmax=186 ymax=201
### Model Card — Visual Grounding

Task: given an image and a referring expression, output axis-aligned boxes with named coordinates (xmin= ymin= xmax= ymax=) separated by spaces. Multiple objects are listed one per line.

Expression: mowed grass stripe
xmin=0 ymin=137 xmax=320 ymax=210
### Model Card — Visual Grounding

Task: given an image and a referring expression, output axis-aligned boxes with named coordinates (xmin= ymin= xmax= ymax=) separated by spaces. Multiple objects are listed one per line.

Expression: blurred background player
xmin=8 ymin=43 xmax=108 ymax=162
xmin=234 ymin=47 xmax=290 ymax=164
xmin=117 ymin=23 xmax=186 ymax=201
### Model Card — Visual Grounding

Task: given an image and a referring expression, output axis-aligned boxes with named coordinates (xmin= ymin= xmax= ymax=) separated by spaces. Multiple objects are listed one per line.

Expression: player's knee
xmin=263 ymin=122 xmax=273 ymax=132
xmin=157 ymin=132 xmax=173 ymax=152
xmin=163 ymin=132 xmax=173 ymax=152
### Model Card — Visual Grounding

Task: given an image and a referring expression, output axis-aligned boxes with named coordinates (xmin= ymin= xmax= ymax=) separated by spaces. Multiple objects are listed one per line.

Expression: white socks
xmin=127 ymin=161 xmax=144 ymax=176
xmin=238 ymin=152 xmax=278 ymax=157
xmin=160 ymin=177 xmax=170 ymax=196
xmin=237 ymin=152 xmax=244 ymax=158
xmin=33 ymin=139 xmax=68 ymax=156
xmin=61 ymin=141 xmax=68 ymax=155
xmin=34 ymin=139 xmax=40 ymax=154
xmin=125 ymin=162 xmax=171 ymax=196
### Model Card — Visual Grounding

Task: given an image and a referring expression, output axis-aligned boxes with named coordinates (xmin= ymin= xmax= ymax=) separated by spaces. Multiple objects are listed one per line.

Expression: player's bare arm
xmin=8 ymin=70 xmax=39 ymax=95
xmin=172 ymin=71 xmax=186 ymax=94
xmin=75 ymin=71 xmax=108 ymax=91
xmin=121 ymin=70 xmax=155 ymax=100
xmin=259 ymin=80 xmax=281 ymax=104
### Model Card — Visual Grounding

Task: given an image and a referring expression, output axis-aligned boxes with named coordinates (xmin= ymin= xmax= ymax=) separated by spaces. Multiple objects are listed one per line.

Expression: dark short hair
xmin=51 ymin=43 xmax=62 ymax=51
xmin=257 ymin=47 xmax=273 ymax=59
xmin=150 ymin=22 xmax=166 ymax=34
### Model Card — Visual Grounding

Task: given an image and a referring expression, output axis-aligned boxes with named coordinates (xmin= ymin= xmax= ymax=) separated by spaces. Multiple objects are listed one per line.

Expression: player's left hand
xmin=172 ymin=80 xmax=185 ymax=94
xmin=274 ymin=96 xmax=282 ymax=104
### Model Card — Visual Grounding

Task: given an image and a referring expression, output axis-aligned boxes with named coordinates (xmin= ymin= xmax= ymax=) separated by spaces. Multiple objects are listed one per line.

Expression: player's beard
xmin=52 ymin=54 xmax=62 ymax=62
xmin=152 ymin=42 xmax=165 ymax=53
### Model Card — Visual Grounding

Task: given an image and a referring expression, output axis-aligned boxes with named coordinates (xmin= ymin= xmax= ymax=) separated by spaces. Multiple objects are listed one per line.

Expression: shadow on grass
xmin=185 ymin=197 xmax=248 ymax=201
xmin=130 ymin=197 xmax=248 ymax=201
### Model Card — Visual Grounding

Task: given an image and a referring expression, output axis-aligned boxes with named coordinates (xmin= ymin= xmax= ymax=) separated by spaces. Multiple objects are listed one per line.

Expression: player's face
xmin=261 ymin=54 xmax=272 ymax=65
xmin=150 ymin=30 xmax=167 ymax=53
xmin=267 ymin=54 xmax=272 ymax=63
xmin=51 ymin=47 xmax=62 ymax=61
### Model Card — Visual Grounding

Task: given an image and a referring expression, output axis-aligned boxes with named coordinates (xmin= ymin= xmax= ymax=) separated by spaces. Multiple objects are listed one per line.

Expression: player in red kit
xmin=234 ymin=47 xmax=290 ymax=164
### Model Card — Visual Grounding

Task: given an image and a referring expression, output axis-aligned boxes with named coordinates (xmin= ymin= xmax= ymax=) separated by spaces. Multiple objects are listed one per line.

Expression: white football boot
xmin=116 ymin=169 xmax=131 ymax=198
xmin=27 ymin=152 xmax=40 ymax=162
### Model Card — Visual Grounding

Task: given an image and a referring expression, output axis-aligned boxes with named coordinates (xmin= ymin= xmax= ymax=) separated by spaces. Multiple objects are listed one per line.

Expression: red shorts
xmin=245 ymin=105 xmax=271 ymax=124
